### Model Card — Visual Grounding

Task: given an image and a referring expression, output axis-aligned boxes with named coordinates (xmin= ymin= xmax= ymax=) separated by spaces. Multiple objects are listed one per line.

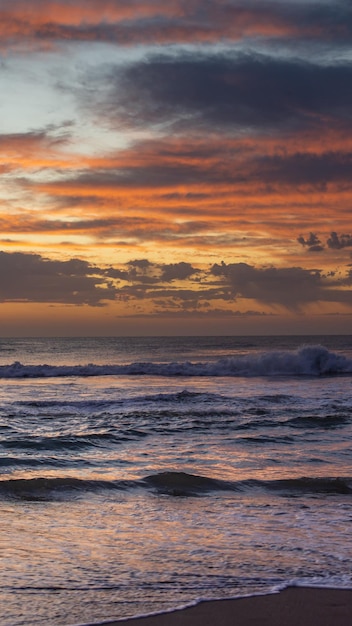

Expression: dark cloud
xmin=295 ymin=0 xmax=352 ymax=39
xmin=298 ymin=231 xmax=352 ymax=254
xmin=0 ymin=251 xmax=351 ymax=313
xmin=126 ymin=308 xmax=273 ymax=319
xmin=105 ymin=259 xmax=198 ymax=286
xmin=0 ymin=251 xmax=115 ymax=306
xmin=124 ymin=259 xmax=161 ymax=284
xmin=128 ymin=259 xmax=152 ymax=270
xmin=102 ymin=52 xmax=352 ymax=135
xmin=133 ymin=287 xmax=234 ymax=313
xmin=31 ymin=146 xmax=352 ymax=208
xmin=54 ymin=163 xmax=220 ymax=190
xmin=297 ymin=233 xmax=324 ymax=252
xmin=327 ymin=232 xmax=352 ymax=249
xmin=210 ymin=261 xmax=352 ymax=309
xmin=258 ymin=152 xmax=352 ymax=186
xmin=106 ymin=260 xmax=199 ymax=288
xmin=160 ymin=262 xmax=197 ymax=282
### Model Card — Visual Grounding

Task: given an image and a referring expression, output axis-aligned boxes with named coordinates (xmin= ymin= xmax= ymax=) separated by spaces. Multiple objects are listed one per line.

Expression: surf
xmin=0 ymin=345 xmax=351 ymax=379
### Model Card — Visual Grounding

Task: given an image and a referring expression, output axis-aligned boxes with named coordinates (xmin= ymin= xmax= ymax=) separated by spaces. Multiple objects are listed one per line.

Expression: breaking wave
xmin=0 ymin=346 xmax=351 ymax=379
xmin=0 ymin=472 xmax=351 ymax=500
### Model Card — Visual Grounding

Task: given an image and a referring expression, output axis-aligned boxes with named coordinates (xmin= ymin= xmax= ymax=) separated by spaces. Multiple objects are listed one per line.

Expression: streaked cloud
xmin=1 ymin=1 xmax=352 ymax=49
xmin=1 ymin=0 xmax=351 ymax=332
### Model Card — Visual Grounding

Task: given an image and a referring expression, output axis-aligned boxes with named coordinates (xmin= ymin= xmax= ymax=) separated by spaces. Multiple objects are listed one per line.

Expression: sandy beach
xmin=92 ymin=587 xmax=352 ymax=626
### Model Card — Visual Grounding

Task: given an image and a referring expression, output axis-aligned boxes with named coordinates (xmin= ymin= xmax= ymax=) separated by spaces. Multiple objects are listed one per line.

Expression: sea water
xmin=0 ymin=336 xmax=351 ymax=625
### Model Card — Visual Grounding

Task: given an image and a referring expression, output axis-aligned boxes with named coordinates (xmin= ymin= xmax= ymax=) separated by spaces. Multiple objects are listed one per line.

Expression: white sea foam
xmin=0 ymin=346 xmax=351 ymax=378
xmin=1 ymin=337 xmax=352 ymax=626
xmin=72 ymin=580 xmax=352 ymax=626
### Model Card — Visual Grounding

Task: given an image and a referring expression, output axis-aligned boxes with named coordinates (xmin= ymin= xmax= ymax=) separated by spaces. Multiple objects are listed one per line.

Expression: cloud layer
xmin=0 ymin=252 xmax=351 ymax=318
xmin=1 ymin=0 xmax=351 ymax=328
xmin=1 ymin=1 xmax=352 ymax=48
xmin=108 ymin=53 xmax=352 ymax=135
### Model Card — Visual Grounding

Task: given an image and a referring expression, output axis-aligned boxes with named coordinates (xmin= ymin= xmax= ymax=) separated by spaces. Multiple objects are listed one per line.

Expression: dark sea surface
xmin=0 ymin=336 xmax=351 ymax=625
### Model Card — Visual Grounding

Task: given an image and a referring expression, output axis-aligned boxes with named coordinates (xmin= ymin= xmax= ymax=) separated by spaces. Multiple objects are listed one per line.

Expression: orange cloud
xmin=1 ymin=1 xmax=351 ymax=333
xmin=1 ymin=125 xmax=350 ymax=260
xmin=0 ymin=0 xmax=334 ymax=49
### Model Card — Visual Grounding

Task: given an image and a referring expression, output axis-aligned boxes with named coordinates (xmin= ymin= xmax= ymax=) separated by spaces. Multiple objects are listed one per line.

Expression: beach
xmin=94 ymin=588 xmax=352 ymax=626
xmin=0 ymin=336 xmax=351 ymax=625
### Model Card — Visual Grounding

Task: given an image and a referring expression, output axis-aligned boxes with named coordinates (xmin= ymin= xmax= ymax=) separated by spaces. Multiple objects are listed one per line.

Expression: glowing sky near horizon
xmin=1 ymin=0 xmax=352 ymax=335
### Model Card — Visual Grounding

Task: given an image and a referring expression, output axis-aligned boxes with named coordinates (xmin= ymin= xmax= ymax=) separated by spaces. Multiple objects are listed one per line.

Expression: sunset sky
xmin=1 ymin=0 xmax=352 ymax=335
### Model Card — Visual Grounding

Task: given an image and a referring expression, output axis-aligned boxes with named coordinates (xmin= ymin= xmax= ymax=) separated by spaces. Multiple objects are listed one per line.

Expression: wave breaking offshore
xmin=0 ymin=346 xmax=351 ymax=378
xmin=0 ymin=472 xmax=351 ymax=501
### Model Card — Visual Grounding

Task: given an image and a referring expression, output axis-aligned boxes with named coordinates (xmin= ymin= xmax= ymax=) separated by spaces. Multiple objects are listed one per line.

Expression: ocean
xmin=0 ymin=335 xmax=351 ymax=625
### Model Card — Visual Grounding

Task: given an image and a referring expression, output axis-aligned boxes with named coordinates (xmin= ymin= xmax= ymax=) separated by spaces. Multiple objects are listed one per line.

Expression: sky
xmin=1 ymin=0 xmax=352 ymax=336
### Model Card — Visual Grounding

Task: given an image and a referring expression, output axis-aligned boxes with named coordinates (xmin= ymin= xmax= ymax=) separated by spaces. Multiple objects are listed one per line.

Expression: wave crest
xmin=0 ymin=472 xmax=350 ymax=500
xmin=0 ymin=346 xmax=351 ymax=379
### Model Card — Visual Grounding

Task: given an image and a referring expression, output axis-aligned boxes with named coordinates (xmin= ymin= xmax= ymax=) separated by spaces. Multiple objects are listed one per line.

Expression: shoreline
xmin=87 ymin=587 xmax=352 ymax=626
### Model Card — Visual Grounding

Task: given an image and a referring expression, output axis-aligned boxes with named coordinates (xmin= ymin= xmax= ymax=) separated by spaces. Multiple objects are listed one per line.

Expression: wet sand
xmin=92 ymin=587 xmax=352 ymax=626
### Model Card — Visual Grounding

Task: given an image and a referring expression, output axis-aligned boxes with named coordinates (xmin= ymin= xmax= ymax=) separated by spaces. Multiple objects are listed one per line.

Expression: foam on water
xmin=0 ymin=345 xmax=351 ymax=378
xmin=1 ymin=337 xmax=352 ymax=625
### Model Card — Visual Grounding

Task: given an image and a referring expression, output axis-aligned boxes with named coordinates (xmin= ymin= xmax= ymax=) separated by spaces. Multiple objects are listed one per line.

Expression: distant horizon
xmin=1 ymin=331 xmax=351 ymax=339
